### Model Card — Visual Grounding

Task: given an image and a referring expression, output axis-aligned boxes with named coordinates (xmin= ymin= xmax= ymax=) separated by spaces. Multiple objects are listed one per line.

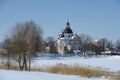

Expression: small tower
xmin=66 ymin=20 xmax=70 ymax=26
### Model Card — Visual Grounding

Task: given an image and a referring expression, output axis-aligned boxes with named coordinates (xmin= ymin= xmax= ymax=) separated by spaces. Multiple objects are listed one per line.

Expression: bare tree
xmin=3 ymin=38 xmax=11 ymax=69
xmin=25 ymin=21 xmax=43 ymax=71
xmin=45 ymin=37 xmax=57 ymax=53
xmin=99 ymin=38 xmax=113 ymax=54
xmin=4 ymin=20 xmax=43 ymax=71
xmin=115 ymin=39 xmax=120 ymax=53
xmin=106 ymin=41 xmax=113 ymax=51
xmin=79 ymin=34 xmax=92 ymax=57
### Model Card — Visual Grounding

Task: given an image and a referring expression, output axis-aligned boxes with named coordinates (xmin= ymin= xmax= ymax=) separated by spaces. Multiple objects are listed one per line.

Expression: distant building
xmin=93 ymin=39 xmax=99 ymax=46
xmin=56 ymin=21 xmax=81 ymax=54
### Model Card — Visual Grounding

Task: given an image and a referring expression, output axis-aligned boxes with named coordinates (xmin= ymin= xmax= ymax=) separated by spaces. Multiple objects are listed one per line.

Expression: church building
xmin=56 ymin=21 xmax=81 ymax=54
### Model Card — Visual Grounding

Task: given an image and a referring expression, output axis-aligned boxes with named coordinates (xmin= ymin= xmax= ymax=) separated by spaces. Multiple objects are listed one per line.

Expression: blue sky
xmin=0 ymin=0 xmax=120 ymax=42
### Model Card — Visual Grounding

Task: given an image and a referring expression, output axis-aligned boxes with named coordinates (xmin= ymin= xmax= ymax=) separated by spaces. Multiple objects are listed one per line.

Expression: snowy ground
xmin=32 ymin=55 xmax=120 ymax=72
xmin=0 ymin=70 xmax=107 ymax=80
xmin=0 ymin=55 xmax=120 ymax=80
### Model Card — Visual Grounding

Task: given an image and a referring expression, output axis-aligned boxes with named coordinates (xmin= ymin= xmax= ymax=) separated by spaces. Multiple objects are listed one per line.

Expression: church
xmin=56 ymin=21 xmax=81 ymax=54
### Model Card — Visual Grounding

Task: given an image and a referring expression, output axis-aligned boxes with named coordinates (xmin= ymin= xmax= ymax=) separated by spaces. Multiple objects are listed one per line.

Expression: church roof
xmin=63 ymin=21 xmax=73 ymax=34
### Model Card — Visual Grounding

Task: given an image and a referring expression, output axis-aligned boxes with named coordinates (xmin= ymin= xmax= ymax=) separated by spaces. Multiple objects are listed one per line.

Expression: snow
xmin=0 ymin=70 xmax=107 ymax=80
xmin=32 ymin=55 xmax=120 ymax=72
xmin=0 ymin=55 xmax=119 ymax=80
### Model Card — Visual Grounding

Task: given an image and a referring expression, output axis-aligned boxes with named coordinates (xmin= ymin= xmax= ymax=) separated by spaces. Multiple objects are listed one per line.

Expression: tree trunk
xmin=28 ymin=53 xmax=31 ymax=71
xmin=7 ymin=53 xmax=10 ymax=69
xmin=23 ymin=53 xmax=28 ymax=71
xmin=83 ymin=52 xmax=86 ymax=57
xmin=18 ymin=55 xmax=23 ymax=71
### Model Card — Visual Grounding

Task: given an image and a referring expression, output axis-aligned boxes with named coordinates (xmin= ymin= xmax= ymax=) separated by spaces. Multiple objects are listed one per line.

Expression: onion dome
xmin=63 ymin=21 xmax=73 ymax=34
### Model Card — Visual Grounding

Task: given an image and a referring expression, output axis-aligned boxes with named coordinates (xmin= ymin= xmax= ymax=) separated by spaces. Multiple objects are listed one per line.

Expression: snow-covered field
xmin=0 ymin=70 xmax=107 ymax=80
xmin=32 ymin=55 xmax=120 ymax=72
xmin=0 ymin=55 xmax=120 ymax=80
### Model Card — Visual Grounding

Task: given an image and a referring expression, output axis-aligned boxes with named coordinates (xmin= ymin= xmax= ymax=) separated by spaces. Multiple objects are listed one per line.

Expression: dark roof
xmin=59 ymin=33 xmax=64 ymax=38
xmin=63 ymin=21 xmax=73 ymax=34
xmin=63 ymin=27 xmax=73 ymax=34
xmin=61 ymin=33 xmax=64 ymax=37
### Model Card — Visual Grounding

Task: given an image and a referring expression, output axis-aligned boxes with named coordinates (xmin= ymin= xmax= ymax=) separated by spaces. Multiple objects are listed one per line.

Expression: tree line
xmin=1 ymin=20 xmax=120 ymax=71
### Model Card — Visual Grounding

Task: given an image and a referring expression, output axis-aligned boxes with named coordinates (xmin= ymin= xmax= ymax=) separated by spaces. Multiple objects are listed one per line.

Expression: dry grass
xmin=113 ymin=72 xmax=120 ymax=80
xmin=0 ymin=65 xmax=18 ymax=70
xmin=31 ymin=64 xmax=114 ymax=78
xmin=0 ymin=64 xmax=119 ymax=80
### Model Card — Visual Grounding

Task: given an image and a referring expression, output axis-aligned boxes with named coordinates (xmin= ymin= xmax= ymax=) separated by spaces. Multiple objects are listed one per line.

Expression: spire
xmin=66 ymin=20 xmax=70 ymax=26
